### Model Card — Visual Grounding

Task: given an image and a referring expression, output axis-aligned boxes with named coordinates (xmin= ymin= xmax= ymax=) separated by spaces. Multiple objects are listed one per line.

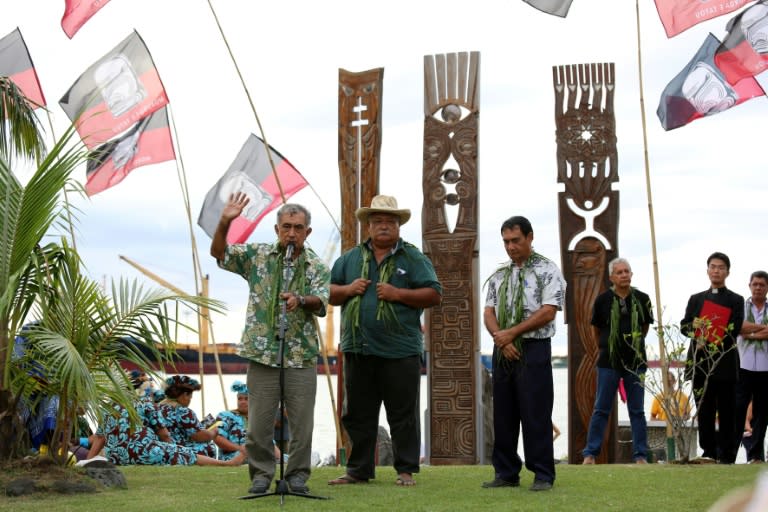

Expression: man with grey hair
xmin=734 ymin=270 xmax=768 ymax=463
xmin=211 ymin=193 xmax=330 ymax=495
xmin=582 ymin=257 xmax=654 ymax=464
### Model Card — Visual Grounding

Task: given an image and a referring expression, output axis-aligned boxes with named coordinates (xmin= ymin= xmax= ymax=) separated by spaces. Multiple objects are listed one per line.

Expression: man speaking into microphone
xmin=211 ymin=192 xmax=330 ymax=495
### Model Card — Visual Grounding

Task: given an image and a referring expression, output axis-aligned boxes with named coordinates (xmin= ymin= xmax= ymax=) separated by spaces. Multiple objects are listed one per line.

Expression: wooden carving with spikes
xmin=553 ymin=63 xmax=620 ymax=465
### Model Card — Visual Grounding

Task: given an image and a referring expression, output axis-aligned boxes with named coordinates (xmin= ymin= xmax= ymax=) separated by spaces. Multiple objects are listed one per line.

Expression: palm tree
xmin=0 ymin=78 xmax=81 ymax=458
xmin=0 ymin=77 xmax=220 ymax=462
xmin=13 ymin=240 xmax=223 ymax=464
xmin=0 ymin=76 xmax=47 ymax=162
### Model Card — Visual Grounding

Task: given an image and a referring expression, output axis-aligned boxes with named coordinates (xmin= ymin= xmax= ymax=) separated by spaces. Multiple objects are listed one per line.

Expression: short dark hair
xmin=707 ymin=252 xmax=731 ymax=270
xmin=750 ymin=270 xmax=768 ymax=283
xmin=500 ymin=216 xmax=532 ymax=236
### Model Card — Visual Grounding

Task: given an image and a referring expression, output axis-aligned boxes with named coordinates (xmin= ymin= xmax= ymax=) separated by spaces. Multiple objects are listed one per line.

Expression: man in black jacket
xmin=681 ymin=252 xmax=744 ymax=463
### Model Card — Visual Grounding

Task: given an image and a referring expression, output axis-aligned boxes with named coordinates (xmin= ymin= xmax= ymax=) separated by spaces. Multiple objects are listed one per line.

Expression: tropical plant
xmin=642 ymin=321 xmax=738 ymax=463
xmin=0 ymin=76 xmax=223 ymax=464
xmin=11 ymin=238 xmax=223 ymax=464
xmin=0 ymin=102 xmax=84 ymax=459
xmin=0 ymin=76 xmax=47 ymax=162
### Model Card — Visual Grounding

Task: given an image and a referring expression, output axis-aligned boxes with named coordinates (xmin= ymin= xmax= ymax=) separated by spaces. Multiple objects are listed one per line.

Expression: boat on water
xmin=121 ymin=338 xmax=340 ymax=375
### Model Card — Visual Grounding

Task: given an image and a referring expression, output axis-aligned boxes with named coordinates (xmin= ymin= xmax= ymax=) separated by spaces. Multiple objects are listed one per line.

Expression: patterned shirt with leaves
xmin=738 ymin=297 xmax=768 ymax=372
xmin=332 ymin=238 xmax=441 ymax=358
xmin=219 ymin=241 xmax=330 ymax=368
xmin=484 ymin=253 xmax=566 ymax=340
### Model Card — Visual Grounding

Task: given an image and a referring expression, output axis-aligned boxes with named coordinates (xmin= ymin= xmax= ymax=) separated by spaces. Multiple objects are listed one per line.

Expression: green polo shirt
xmin=220 ymin=241 xmax=330 ymax=368
xmin=331 ymin=238 xmax=441 ymax=358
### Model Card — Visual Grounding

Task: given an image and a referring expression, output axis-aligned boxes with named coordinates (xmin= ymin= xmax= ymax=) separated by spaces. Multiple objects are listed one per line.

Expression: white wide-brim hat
xmin=355 ymin=195 xmax=411 ymax=225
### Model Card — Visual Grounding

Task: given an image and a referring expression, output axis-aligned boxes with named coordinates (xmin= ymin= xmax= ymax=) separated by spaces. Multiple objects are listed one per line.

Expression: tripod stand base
xmin=238 ymin=479 xmax=330 ymax=501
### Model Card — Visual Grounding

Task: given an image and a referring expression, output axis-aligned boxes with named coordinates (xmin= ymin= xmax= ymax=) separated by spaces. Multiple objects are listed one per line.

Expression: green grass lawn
xmin=2 ymin=463 xmax=764 ymax=511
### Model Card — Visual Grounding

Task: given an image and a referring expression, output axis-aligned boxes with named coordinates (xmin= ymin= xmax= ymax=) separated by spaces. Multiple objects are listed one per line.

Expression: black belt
xmin=522 ymin=337 xmax=551 ymax=342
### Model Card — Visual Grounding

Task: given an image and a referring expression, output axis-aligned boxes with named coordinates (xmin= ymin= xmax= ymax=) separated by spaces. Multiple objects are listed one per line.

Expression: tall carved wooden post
xmin=552 ymin=63 xmax=620 ymax=465
xmin=422 ymin=51 xmax=480 ymax=465
xmin=337 ymin=67 xmax=384 ymax=459
xmin=339 ymin=68 xmax=384 ymax=252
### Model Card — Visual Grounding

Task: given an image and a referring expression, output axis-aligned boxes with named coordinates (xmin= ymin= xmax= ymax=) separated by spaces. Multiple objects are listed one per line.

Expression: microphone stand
xmin=240 ymin=242 xmax=329 ymax=503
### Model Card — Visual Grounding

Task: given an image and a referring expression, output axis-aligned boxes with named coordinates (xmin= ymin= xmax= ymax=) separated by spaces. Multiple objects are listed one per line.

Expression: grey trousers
xmin=246 ymin=361 xmax=316 ymax=483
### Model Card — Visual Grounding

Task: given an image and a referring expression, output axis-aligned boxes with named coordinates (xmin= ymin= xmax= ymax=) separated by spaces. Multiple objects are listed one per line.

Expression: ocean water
xmin=178 ymin=368 xmax=743 ymax=463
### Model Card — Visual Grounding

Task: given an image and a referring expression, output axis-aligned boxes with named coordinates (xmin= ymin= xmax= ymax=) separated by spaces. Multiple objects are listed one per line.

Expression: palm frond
xmin=0 ymin=76 xmax=47 ymax=162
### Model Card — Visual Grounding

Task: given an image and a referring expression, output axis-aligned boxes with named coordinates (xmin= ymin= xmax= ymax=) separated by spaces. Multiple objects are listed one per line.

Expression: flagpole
xmin=634 ymin=0 xmax=673 ymax=459
xmin=205 ymin=0 xmax=287 ymax=203
xmin=168 ymin=105 xmax=229 ymax=414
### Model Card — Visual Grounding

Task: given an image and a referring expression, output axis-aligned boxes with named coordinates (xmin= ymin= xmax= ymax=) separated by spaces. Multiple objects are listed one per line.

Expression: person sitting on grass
xmin=87 ymin=372 xmax=244 ymax=466
xmin=157 ymin=375 xmax=218 ymax=458
xmin=214 ymin=381 xmax=249 ymax=461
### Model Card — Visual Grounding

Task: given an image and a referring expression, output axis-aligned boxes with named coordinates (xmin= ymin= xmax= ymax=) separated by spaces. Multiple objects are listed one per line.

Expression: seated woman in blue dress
xmin=157 ymin=375 xmax=217 ymax=457
xmin=214 ymin=381 xmax=248 ymax=461
xmin=86 ymin=373 xmax=243 ymax=466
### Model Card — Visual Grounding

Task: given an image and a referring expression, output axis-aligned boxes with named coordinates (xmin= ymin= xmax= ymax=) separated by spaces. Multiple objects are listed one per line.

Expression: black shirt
xmin=591 ymin=288 xmax=654 ymax=370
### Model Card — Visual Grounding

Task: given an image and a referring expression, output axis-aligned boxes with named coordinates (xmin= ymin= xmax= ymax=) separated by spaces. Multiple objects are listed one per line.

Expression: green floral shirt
xmin=219 ymin=241 xmax=330 ymax=368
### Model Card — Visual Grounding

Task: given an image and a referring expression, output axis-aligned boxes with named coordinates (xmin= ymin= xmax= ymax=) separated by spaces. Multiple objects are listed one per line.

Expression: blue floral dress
xmin=97 ymin=400 xmax=197 ymax=465
xmin=215 ymin=410 xmax=247 ymax=461
xmin=158 ymin=403 xmax=217 ymax=457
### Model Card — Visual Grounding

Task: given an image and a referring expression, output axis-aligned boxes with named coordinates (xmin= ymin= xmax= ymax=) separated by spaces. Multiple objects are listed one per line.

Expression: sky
xmin=4 ymin=0 xmax=768 ymax=357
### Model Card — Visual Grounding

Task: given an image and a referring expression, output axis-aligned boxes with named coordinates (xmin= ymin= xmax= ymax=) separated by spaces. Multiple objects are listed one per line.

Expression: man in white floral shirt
xmin=482 ymin=215 xmax=565 ymax=492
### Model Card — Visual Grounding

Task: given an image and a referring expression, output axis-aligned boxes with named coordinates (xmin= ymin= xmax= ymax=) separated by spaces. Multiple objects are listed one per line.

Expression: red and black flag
xmin=714 ymin=1 xmax=768 ymax=84
xmin=657 ymin=33 xmax=764 ymax=131
xmin=59 ymin=30 xmax=168 ymax=149
xmin=0 ymin=28 xmax=46 ymax=108
xmin=523 ymin=0 xmax=573 ymax=17
xmin=198 ymin=134 xmax=308 ymax=244
xmin=61 ymin=0 xmax=112 ymax=39
xmin=653 ymin=0 xmax=756 ymax=38
xmin=84 ymin=107 xmax=175 ymax=196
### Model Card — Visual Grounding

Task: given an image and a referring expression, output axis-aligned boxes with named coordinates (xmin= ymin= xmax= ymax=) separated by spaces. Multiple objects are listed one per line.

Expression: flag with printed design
xmin=198 ymin=134 xmax=308 ymax=244
xmin=714 ymin=1 xmax=768 ymax=84
xmin=59 ymin=31 xmax=168 ymax=149
xmin=0 ymin=28 xmax=46 ymax=108
xmin=654 ymin=0 xmax=756 ymax=38
xmin=84 ymin=107 xmax=175 ymax=196
xmin=657 ymin=33 xmax=765 ymax=130
xmin=61 ymin=0 xmax=112 ymax=39
xmin=523 ymin=0 xmax=573 ymax=17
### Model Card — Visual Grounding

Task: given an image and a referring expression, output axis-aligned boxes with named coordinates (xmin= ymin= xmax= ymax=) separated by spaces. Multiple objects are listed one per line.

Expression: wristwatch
xmin=294 ymin=292 xmax=306 ymax=307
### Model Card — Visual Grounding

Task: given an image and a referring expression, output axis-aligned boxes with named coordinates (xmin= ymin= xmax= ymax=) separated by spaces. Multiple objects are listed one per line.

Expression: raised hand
xmin=221 ymin=192 xmax=250 ymax=222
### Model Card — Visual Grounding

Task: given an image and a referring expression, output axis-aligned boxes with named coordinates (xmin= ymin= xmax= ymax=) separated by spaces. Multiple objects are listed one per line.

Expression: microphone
xmin=284 ymin=242 xmax=295 ymax=262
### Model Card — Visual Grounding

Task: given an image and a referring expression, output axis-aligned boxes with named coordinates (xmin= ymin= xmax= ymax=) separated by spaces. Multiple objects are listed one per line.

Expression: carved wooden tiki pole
xmin=552 ymin=63 xmax=619 ymax=464
xmin=422 ymin=51 xmax=480 ymax=464
xmin=338 ymin=68 xmax=384 ymax=252
xmin=337 ymin=68 xmax=384 ymax=459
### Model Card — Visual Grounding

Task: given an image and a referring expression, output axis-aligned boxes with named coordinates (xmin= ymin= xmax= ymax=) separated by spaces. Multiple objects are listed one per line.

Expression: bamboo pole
xmin=167 ymin=106 xmax=228 ymax=414
xmin=633 ymin=0 xmax=673 ymax=458
xmin=205 ymin=0 xmax=285 ymax=202
xmin=315 ymin=315 xmax=345 ymax=465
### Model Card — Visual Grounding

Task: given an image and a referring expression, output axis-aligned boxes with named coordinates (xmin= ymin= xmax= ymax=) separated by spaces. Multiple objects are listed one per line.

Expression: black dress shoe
xmin=530 ymin=479 xmax=553 ymax=491
xmin=248 ymin=478 xmax=271 ymax=494
xmin=482 ymin=477 xmax=519 ymax=488
xmin=287 ymin=476 xmax=309 ymax=493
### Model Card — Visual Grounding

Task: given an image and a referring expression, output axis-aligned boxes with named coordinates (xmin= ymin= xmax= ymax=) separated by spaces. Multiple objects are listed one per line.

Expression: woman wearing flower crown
xmin=157 ymin=375 xmax=217 ymax=457
xmin=214 ymin=381 xmax=249 ymax=461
